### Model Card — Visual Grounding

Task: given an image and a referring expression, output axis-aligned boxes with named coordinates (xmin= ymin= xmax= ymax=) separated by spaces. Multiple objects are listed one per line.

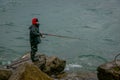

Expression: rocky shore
xmin=0 ymin=53 xmax=120 ymax=80
xmin=97 ymin=60 xmax=120 ymax=80
xmin=0 ymin=62 xmax=98 ymax=80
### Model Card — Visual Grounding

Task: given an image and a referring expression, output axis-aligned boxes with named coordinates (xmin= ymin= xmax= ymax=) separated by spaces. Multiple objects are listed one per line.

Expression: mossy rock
xmin=9 ymin=62 xmax=53 ymax=80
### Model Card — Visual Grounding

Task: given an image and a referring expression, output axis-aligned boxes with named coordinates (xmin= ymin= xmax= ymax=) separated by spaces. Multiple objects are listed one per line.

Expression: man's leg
xmin=31 ymin=44 xmax=38 ymax=62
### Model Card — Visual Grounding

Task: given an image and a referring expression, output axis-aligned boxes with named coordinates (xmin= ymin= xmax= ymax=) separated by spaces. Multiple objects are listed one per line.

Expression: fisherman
xmin=29 ymin=18 xmax=44 ymax=62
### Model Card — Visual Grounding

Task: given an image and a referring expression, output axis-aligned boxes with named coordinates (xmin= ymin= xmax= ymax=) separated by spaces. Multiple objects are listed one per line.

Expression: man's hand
xmin=41 ymin=35 xmax=45 ymax=38
xmin=40 ymin=33 xmax=45 ymax=38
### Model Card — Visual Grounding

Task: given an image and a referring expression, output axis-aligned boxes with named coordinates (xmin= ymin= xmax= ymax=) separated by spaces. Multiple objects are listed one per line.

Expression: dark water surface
xmin=0 ymin=0 xmax=120 ymax=72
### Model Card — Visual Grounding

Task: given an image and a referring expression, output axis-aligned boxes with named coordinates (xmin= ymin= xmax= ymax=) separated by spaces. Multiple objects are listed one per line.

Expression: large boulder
xmin=7 ymin=53 xmax=66 ymax=76
xmin=9 ymin=62 xmax=53 ymax=80
xmin=97 ymin=60 xmax=120 ymax=80
xmin=34 ymin=54 xmax=66 ymax=75
xmin=0 ymin=68 xmax=12 ymax=80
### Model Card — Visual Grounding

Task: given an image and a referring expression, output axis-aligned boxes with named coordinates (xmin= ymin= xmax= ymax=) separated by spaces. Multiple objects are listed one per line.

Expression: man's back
xmin=29 ymin=24 xmax=41 ymax=45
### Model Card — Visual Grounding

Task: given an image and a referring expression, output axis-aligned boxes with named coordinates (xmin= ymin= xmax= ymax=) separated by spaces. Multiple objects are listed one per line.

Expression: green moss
xmin=112 ymin=67 xmax=120 ymax=72
xmin=22 ymin=63 xmax=53 ymax=80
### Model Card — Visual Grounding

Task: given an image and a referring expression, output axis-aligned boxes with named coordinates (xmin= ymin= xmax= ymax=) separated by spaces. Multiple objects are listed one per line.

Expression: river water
xmin=0 ymin=0 xmax=120 ymax=72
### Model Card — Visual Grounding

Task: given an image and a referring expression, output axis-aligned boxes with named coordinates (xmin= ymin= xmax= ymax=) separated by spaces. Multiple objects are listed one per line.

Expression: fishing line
xmin=114 ymin=52 xmax=120 ymax=70
xmin=42 ymin=33 xmax=82 ymax=40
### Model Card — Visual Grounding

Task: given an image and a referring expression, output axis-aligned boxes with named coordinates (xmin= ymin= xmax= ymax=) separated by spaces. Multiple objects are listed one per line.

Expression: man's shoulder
xmin=29 ymin=25 xmax=35 ymax=28
xmin=29 ymin=25 xmax=32 ymax=29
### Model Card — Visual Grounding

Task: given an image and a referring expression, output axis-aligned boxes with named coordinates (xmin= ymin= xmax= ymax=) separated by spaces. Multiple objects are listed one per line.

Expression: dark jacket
xmin=29 ymin=24 xmax=42 ymax=45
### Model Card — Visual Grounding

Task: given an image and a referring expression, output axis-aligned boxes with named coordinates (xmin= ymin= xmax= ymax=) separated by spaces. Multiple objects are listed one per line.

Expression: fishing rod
xmin=41 ymin=33 xmax=81 ymax=40
xmin=6 ymin=57 xmax=30 ymax=69
xmin=114 ymin=52 xmax=120 ymax=70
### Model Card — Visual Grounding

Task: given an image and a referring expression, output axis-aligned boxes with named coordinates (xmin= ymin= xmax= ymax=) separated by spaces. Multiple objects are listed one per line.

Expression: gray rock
xmin=97 ymin=60 xmax=120 ymax=80
xmin=34 ymin=55 xmax=66 ymax=75
xmin=6 ymin=53 xmax=66 ymax=76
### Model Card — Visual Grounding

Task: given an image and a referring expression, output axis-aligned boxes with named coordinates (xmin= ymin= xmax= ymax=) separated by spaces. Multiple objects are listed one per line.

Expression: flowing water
xmin=0 ymin=0 xmax=120 ymax=72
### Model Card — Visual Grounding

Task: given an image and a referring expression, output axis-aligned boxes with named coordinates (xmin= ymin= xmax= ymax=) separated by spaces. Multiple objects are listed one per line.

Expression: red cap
xmin=32 ymin=18 xmax=38 ymax=25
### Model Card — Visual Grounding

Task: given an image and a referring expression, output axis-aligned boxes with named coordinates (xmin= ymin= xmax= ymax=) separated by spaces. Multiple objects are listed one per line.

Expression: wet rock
xmin=7 ymin=53 xmax=66 ymax=76
xmin=0 ymin=68 xmax=12 ymax=80
xmin=8 ymin=62 xmax=53 ymax=80
xmin=33 ymin=54 xmax=47 ymax=70
xmin=34 ymin=55 xmax=66 ymax=75
xmin=97 ymin=60 xmax=120 ymax=80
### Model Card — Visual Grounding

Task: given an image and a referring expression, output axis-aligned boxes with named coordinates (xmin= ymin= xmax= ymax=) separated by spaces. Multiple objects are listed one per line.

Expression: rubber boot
xmin=31 ymin=51 xmax=39 ymax=62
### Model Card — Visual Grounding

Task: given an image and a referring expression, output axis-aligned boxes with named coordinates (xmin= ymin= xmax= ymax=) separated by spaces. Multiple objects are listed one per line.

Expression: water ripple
xmin=66 ymin=55 xmax=107 ymax=72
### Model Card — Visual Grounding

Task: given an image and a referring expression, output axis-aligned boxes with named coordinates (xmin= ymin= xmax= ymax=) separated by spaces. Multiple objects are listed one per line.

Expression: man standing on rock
xmin=29 ymin=18 xmax=44 ymax=62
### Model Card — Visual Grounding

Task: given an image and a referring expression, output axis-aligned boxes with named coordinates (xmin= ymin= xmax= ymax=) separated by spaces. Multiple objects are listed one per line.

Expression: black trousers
xmin=30 ymin=43 xmax=38 ymax=62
